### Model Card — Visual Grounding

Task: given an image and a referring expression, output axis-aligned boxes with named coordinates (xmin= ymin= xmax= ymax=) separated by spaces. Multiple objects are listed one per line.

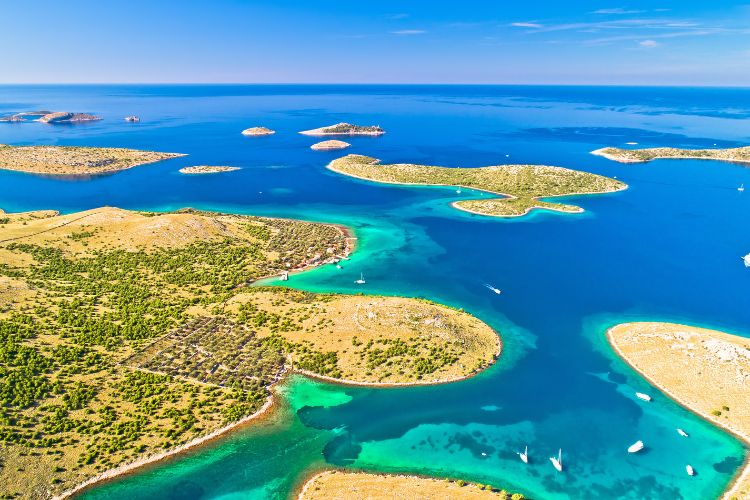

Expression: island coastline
xmin=179 ymin=165 xmax=241 ymax=174
xmin=0 ymin=145 xmax=185 ymax=176
xmin=592 ymin=146 xmax=750 ymax=164
xmin=607 ymin=322 xmax=750 ymax=500
xmin=326 ymin=155 xmax=627 ymax=218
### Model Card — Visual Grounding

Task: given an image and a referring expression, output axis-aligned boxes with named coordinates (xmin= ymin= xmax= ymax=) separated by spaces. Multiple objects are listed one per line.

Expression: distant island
xmin=299 ymin=471 xmax=522 ymax=499
xmin=327 ymin=154 xmax=626 ymax=217
xmin=310 ymin=139 xmax=351 ymax=151
xmin=608 ymin=322 xmax=750 ymax=499
xmin=0 ymin=206 xmax=501 ymax=498
xmin=300 ymin=122 xmax=385 ymax=136
xmin=1 ymin=111 xmax=101 ymax=124
xmin=0 ymin=144 xmax=185 ymax=176
xmin=179 ymin=165 xmax=241 ymax=174
xmin=241 ymin=126 xmax=275 ymax=136
xmin=592 ymin=146 xmax=750 ymax=164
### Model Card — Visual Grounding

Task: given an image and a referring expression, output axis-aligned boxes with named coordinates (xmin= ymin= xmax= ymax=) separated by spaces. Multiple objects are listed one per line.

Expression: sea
xmin=0 ymin=84 xmax=748 ymax=499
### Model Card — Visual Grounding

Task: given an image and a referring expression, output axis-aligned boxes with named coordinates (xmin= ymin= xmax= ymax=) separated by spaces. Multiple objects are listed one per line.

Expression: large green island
xmin=592 ymin=146 xmax=750 ymax=164
xmin=0 ymin=207 xmax=501 ymax=499
xmin=327 ymin=154 xmax=626 ymax=217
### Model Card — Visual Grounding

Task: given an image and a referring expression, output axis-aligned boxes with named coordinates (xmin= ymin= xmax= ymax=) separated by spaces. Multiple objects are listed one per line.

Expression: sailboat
xmin=518 ymin=446 xmax=528 ymax=464
xmin=677 ymin=428 xmax=689 ymax=438
xmin=743 ymin=253 xmax=750 ymax=268
xmin=484 ymin=283 xmax=502 ymax=295
xmin=550 ymin=449 xmax=563 ymax=472
xmin=354 ymin=273 xmax=366 ymax=285
xmin=456 ymin=187 xmax=462 ymax=194
xmin=739 ymin=183 xmax=745 ymax=192
xmin=635 ymin=392 xmax=652 ymax=402
xmin=628 ymin=440 xmax=644 ymax=453
xmin=686 ymin=465 xmax=695 ymax=476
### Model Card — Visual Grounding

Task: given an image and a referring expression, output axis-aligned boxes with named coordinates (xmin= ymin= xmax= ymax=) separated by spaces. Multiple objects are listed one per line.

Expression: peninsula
xmin=299 ymin=471 xmax=521 ymax=499
xmin=608 ymin=322 xmax=750 ymax=499
xmin=592 ymin=146 xmax=750 ymax=164
xmin=300 ymin=122 xmax=384 ymax=136
xmin=179 ymin=165 xmax=241 ymax=174
xmin=0 ymin=144 xmax=185 ymax=176
xmin=327 ymin=154 xmax=626 ymax=217
xmin=311 ymin=140 xmax=351 ymax=151
xmin=0 ymin=207 xmax=501 ymax=499
xmin=241 ymin=126 xmax=275 ymax=136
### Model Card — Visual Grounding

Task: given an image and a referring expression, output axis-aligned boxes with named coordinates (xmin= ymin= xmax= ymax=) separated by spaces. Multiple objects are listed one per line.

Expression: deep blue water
xmin=1 ymin=85 xmax=748 ymax=499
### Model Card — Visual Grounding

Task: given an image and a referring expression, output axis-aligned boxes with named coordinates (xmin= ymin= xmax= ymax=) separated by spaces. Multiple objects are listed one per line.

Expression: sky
xmin=1 ymin=0 xmax=748 ymax=85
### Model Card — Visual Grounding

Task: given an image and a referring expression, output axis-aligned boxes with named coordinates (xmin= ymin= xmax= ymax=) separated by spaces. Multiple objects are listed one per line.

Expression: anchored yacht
xmin=354 ymin=273 xmax=366 ymax=285
xmin=550 ymin=449 xmax=563 ymax=472
xmin=518 ymin=446 xmax=528 ymax=464
xmin=677 ymin=428 xmax=689 ymax=438
xmin=686 ymin=465 xmax=695 ymax=476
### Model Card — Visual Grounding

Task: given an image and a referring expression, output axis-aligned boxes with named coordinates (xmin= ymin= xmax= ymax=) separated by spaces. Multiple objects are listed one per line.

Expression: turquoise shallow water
xmin=0 ymin=85 xmax=748 ymax=499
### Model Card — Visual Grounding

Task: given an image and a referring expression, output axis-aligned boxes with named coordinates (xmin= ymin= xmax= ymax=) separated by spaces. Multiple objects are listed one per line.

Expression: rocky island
xmin=608 ymin=322 xmax=750 ymax=499
xmin=310 ymin=140 xmax=351 ymax=151
xmin=0 ymin=111 xmax=51 ymax=122
xmin=299 ymin=471 xmax=520 ymax=499
xmin=179 ymin=165 xmax=241 ymax=174
xmin=592 ymin=146 xmax=750 ymax=164
xmin=300 ymin=122 xmax=385 ymax=136
xmin=0 ymin=206 xmax=501 ymax=499
xmin=327 ymin=154 xmax=626 ymax=217
xmin=241 ymin=126 xmax=275 ymax=136
xmin=1 ymin=111 xmax=102 ymax=124
xmin=0 ymin=144 xmax=185 ymax=176
xmin=38 ymin=111 xmax=102 ymax=124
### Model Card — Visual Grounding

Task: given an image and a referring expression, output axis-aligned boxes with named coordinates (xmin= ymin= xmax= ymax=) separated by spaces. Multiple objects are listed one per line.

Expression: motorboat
xmin=628 ymin=440 xmax=644 ymax=453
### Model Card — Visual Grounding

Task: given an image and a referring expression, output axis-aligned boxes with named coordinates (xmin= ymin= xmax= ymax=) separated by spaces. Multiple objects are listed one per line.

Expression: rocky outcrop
xmin=37 ymin=112 xmax=102 ymax=124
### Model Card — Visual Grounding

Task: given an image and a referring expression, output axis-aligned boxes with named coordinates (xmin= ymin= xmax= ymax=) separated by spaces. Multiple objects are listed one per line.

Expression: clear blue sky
xmin=2 ymin=0 xmax=748 ymax=85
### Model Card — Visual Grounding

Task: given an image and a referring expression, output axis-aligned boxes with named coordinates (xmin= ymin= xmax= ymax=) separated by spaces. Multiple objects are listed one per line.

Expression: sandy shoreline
xmin=55 ymin=396 xmax=277 ymax=499
xmin=295 ymin=470 xmax=506 ymax=499
xmin=606 ymin=324 xmax=750 ymax=500
xmin=327 ymin=159 xmax=628 ymax=218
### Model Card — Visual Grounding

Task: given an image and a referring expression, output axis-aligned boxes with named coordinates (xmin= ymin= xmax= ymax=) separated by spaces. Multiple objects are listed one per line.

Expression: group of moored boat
xmin=511 ymin=392 xmax=696 ymax=476
xmin=629 ymin=391 xmax=696 ymax=476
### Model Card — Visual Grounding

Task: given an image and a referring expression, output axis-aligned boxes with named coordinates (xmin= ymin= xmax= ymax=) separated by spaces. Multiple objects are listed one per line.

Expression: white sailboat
xmin=456 ymin=188 xmax=462 ymax=194
xmin=518 ymin=446 xmax=528 ymax=464
xmin=686 ymin=465 xmax=695 ymax=476
xmin=550 ymin=449 xmax=563 ymax=472
xmin=628 ymin=440 xmax=644 ymax=453
xmin=677 ymin=428 xmax=689 ymax=438
xmin=739 ymin=183 xmax=745 ymax=192
xmin=354 ymin=273 xmax=366 ymax=285
xmin=635 ymin=392 xmax=652 ymax=402
xmin=743 ymin=253 xmax=750 ymax=268
xmin=484 ymin=283 xmax=502 ymax=295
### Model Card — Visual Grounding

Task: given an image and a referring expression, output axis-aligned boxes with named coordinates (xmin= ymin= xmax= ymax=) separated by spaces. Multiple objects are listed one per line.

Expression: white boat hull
xmin=635 ymin=392 xmax=652 ymax=401
xmin=628 ymin=441 xmax=644 ymax=453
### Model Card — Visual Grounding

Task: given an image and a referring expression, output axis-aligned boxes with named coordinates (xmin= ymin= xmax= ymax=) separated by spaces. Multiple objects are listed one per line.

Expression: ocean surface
xmin=0 ymin=84 xmax=748 ymax=500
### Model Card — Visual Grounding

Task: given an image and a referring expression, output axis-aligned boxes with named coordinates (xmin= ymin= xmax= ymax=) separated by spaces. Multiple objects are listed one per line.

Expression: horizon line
xmin=1 ymin=82 xmax=750 ymax=89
